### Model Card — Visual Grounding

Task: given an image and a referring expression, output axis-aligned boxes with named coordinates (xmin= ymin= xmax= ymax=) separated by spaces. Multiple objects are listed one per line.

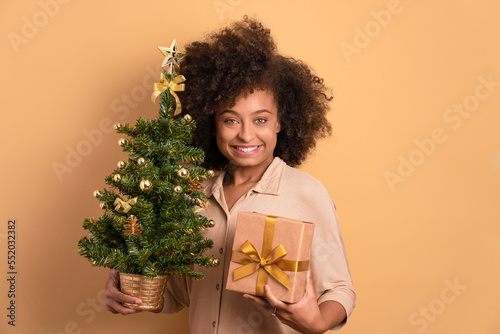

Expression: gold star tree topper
xmin=158 ymin=38 xmax=185 ymax=73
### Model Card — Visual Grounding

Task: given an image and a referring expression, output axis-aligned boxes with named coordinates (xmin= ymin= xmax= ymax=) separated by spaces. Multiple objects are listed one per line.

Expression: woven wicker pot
xmin=119 ymin=273 xmax=168 ymax=312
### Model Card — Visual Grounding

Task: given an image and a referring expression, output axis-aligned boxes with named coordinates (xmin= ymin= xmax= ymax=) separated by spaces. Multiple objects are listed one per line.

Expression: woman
xmin=105 ymin=17 xmax=355 ymax=333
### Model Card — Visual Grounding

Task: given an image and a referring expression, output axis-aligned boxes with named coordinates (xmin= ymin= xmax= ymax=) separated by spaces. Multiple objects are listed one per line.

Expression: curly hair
xmin=180 ymin=16 xmax=332 ymax=171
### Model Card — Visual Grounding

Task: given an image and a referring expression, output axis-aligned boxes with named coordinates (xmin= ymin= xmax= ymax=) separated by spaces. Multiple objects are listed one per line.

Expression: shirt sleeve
xmin=304 ymin=178 xmax=356 ymax=330
xmin=160 ymin=273 xmax=190 ymax=314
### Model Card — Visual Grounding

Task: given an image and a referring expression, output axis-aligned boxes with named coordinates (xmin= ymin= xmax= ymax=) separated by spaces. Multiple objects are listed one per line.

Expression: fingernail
xmin=135 ymin=299 xmax=142 ymax=304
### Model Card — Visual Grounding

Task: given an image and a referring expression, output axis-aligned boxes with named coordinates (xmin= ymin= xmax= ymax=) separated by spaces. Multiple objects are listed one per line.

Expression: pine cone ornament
xmin=123 ymin=215 xmax=141 ymax=236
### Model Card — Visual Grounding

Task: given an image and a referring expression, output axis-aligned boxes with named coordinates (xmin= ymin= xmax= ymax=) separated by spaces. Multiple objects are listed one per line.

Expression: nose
xmin=237 ymin=122 xmax=255 ymax=142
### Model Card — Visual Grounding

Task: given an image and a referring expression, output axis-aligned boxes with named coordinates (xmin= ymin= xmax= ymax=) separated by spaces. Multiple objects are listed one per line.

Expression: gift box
xmin=226 ymin=212 xmax=315 ymax=303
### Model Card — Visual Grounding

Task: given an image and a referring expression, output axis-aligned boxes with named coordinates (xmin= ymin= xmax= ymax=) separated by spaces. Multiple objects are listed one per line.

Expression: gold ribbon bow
xmin=231 ymin=216 xmax=309 ymax=296
xmin=114 ymin=197 xmax=138 ymax=213
xmin=151 ymin=73 xmax=186 ymax=115
xmin=195 ymin=198 xmax=211 ymax=218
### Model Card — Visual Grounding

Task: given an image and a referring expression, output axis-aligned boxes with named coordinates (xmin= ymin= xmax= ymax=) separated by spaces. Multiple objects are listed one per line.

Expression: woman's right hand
xmin=105 ymin=269 xmax=143 ymax=314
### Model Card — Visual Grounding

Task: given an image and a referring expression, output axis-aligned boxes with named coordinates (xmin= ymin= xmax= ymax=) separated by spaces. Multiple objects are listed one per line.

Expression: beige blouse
xmin=162 ymin=157 xmax=356 ymax=333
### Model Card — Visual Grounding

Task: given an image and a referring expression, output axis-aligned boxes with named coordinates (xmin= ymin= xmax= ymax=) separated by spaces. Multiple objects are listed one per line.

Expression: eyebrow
xmin=219 ymin=109 xmax=273 ymax=116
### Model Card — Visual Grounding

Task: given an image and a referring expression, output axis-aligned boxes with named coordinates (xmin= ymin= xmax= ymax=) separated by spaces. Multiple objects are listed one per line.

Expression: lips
xmin=234 ymin=145 xmax=260 ymax=153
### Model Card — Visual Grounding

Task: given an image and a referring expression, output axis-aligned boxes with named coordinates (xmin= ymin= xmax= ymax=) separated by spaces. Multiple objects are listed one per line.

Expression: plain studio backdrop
xmin=1 ymin=0 xmax=499 ymax=333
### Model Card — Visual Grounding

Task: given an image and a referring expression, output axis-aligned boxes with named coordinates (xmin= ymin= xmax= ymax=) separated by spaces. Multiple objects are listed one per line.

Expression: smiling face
xmin=214 ymin=89 xmax=281 ymax=170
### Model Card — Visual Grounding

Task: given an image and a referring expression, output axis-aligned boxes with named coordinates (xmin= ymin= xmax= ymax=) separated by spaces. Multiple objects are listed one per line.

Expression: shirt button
xmin=212 ymin=321 xmax=216 ymax=327
xmin=219 ymin=248 xmax=223 ymax=254
xmin=216 ymin=284 xmax=220 ymax=290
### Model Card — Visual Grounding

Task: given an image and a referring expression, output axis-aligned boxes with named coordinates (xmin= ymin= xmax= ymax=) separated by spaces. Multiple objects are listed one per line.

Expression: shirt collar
xmin=204 ymin=157 xmax=286 ymax=198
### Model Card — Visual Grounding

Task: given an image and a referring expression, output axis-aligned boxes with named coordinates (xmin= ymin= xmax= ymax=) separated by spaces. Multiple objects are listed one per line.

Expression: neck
xmin=226 ymin=158 xmax=274 ymax=187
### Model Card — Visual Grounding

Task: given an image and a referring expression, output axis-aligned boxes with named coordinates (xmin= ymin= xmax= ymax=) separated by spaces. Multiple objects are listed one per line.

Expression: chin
xmin=229 ymin=156 xmax=273 ymax=168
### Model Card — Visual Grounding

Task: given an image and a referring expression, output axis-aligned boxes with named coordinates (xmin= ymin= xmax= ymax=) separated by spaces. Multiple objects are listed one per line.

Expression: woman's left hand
xmin=243 ymin=272 xmax=331 ymax=334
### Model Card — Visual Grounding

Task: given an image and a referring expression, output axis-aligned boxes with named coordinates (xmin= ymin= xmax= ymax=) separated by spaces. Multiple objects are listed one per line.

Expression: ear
xmin=276 ymin=116 xmax=281 ymax=133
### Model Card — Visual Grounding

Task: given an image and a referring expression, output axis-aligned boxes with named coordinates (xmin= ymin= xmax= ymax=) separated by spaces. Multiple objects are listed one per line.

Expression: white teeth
xmin=235 ymin=146 xmax=259 ymax=152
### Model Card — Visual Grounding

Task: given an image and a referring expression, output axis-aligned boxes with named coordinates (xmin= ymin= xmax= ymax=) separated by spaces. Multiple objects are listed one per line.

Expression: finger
xmin=105 ymin=269 xmax=142 ymax=314
xmin=105 ymin=288 xmax=142 ymax=314
xmin=114 ymin=290 xmax=143 ymax=305
xmin=305 ymin=270 xmax=316 ymax=296
xmin=295 ymin=271 xmax=316 ymax=304
xmin=105 ymin=288 xmax=143 ymax=314
xmin=243 ymin=294 xmax=271 ymax=310
xmin=264 ymin=285 xmax=286 ymax=309
xmin=106 ymin=299 xmax=142 ymax=315
xmin=106 ymin=270 xmax=142 ymax=305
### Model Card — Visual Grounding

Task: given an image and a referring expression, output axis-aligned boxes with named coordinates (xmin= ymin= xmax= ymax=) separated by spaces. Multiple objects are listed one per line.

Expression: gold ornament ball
xmin=208 ymin=220 xmax=215 ymax=228
xmin=93 ymin=190 xmax=101 ymax=198
xmin=118 ymin=138 xmax=127 ymax=146
xmin=178 ymin=168 xmax=190 ymax=178
xmin=174 ymin=185 xmax=183 ymax=193
xmin=113 ymin=174 xmax=122 ymax=182
xmin=212 ymin=258 xmax=219 ymax=266
xmin=207 ymin=170 xmax=215 ymax=178
xmin=114 ymin=123 xmax=123 ymax=130
xmin=137 ymin=158 xmax=146 ymax=166
xmin=117 ymin=160 xmax=126 ymax=169
xmin=100 ymin=202 xmax=107 ymax=210
xmin=183 ymin=114 xmax=192 ymax=122
xmin=140 ymin=180 xmax=153 ymax=191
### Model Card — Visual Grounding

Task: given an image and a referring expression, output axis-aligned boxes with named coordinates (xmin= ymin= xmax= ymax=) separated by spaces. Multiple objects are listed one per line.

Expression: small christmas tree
xmin=78 ymin=39 xmax=215 ymax=286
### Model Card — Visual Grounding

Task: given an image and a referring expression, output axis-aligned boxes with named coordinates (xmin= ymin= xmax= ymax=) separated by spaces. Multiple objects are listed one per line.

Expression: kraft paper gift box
xmin=226 ymin=212 xmax=315 ymax=303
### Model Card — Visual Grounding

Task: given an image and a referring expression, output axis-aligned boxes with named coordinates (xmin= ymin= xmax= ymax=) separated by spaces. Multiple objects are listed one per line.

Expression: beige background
xmin=1 ymin=0 xmax=499 ymax=333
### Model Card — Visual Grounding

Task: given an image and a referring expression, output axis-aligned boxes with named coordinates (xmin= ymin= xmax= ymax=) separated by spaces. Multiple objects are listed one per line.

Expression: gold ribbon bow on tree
xmin=231 ymin=216 xmax=309 ymax=296
xmin=151 ymin=73 xmax=186 ymax=115
xmin=195 ymin=198 xmax=211 ymax=218
xmin=114 ymin=197 xmax=138 ymax=213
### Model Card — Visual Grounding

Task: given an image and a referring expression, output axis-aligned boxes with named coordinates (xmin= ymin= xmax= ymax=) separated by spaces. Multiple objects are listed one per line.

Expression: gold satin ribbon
xmin=231 ymin=216 xmax=309 ymax=296
xmin=113 ymin=197 xmax=138 ymax=213
xmin=151 ymin=73 xmax=186 ymax=115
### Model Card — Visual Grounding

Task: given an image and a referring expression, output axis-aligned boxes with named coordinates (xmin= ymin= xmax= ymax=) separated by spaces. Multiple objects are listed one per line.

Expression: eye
xmin=255 ymin=118 xmax=267 ymax=124
xmin=223 ymin=118 xmax=238 ymax=124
